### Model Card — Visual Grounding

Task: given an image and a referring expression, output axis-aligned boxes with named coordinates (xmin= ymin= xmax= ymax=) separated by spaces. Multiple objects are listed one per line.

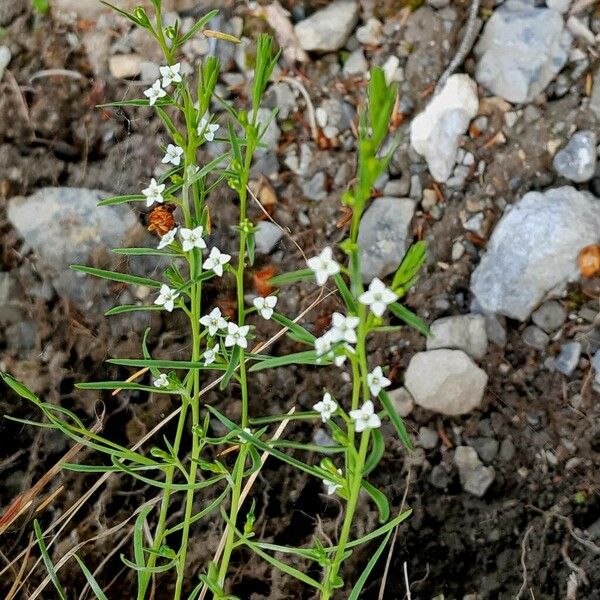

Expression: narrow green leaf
xmin=220 ymin=345 xmax=240 ymax=390
xmin=75 ymin=381 xmax=182 ymax=394
xmin=333 ymin=273 xmax=357 ymax=313
xmin=33 ymin=520 xmax=67 ymax=600
xmin=363 ymin=428 xmax=385 ymax=476
xmin=99 ymin=1 xmax=142 ymax=25
xmin=388 ymin=302 xmax=430 ymax=337
xmin=176 ymin=9 xmax=219 ymax=45
xmin=348 ymin=530 xmax=393 ymax=600
xmin=269 ymin=268 xmax=314 ymax=286
xmin=70 ymin=265 xmax=163 ymax=289
xmin=379 ymin=390 xmax=413 ymax=452
xmin=98 ymin=99 xmax=171 ymax=108
xmin=133 ymin=504 xmax=153 ymax=598
xmin=249 ymin=411 xmax=321 ymax=425
xmin=270 ymin=313 xmax=315 ymax=345
xmin=0 ymin=372 xmax=40 ymax=404
xmin=361 ymin=480 xmax=390 ymax=523
xmin=105 ymin=305 xmax=164 ymax=316
xmin=248 ymin=350 xmax=323 ymax=372
xmin=97 ymin=194 xmax=146 ymax=207
xmin=73 ymin=555 xmax=109 ymax=600
xmin=165 ymin=488 xmax=228 ymax=535
xmin=392 ymin=241 xmax=427 ymax=290
xmin=155 ymin=106 xmax=179 ymax=138
xmin=107 ymin=358 xmax=226 ymax=371
xmin=111 ymin=247 xmax=177 ymax=257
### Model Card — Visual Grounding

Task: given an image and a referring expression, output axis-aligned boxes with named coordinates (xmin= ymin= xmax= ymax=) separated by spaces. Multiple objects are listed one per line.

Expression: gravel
xmin=357 ymin=196 xmax=415 ymax=282
xmin=254 ymin=221 xmax=283 ymax=254
xmin=552 ymin=342 xmax=582 ymax=376
xmin=522 ymin=325 xmax=550 ymax=350
xmin=426 ymin=314 xmax=488 ymax=360
xmin=454 ymin=446 xmax=495 ymax=497
xmin=0 ymin=46 xmax=11 ymax=82
xmin=531 ymin=301 xmax=567 ymax=333
xmin=470 ymin=187 xmax=600 ymax=321
xmin=553 ymin=130 xmax=597 ymax=183
xmin=294 ymin=0 xmax=359 ymax=52
xmin=474 ymin=0 xmax=572 ymax=103
xmin=410 ymin=74 xmax=479 ymax=183
xmin=404 ymin=349 xmax=488 ymax=415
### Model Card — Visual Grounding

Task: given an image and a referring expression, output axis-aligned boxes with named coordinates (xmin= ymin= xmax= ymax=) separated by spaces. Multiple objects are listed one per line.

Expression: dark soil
xmin=1 ymin=2 xmax=600 ymax=600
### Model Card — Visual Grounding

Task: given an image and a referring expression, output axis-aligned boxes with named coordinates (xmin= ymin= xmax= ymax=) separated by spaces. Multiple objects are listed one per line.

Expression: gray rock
xmin=0 ymin=46 xmax=11 ymax=82
xmin=430 ymin=463 xmax=451 ymax=489
xmin=256 ymin=108 xmax=281 ymax=156
xmin=343 ymin=48 xmax=368 ymax=76
xmin=474 ymin=0 xmax=572 ymax=103
xmin=522 ymin=325 xmax=550 ymax=350
xmin=454 ymin=446 xmax=495 ymax=497
xmin=470 ymin=187 xmax=600 ymax=321
xmin=532 ymin=301 xmax=567 ymax=333
xmin=553 ymin=342 xmax=581 ymax=376
xmin=467 ymin=437 xmax=499 ymax=463
xmin=357 ymin=197 xmax=415 ymax=282
xmin=302 ymin=172 xmax=327 ymax=201
xmin=284 ymin=143 xmax=313 ymax=177
xmin=254 ymin=221 xmax=283 ymax=254
xmin=410 ymin=74 xmax=479 ymax=182
xmin=294 ymin=0 xmax=359 ymax=52
xmin=484 ymin=313 xmax=507 ymax=348
xmin=383 ymin=179 xmax=410 ymax=197
xmin=547 ymin=0 xmax=571 ymax=13
xmin=592 ymin=350 xmax=600 ymax=374
xmin=7 ymin=188 xmax=142 ymax=309
xmin=356 ymin=18 xmax=383 ymax=46
xmin=264 ymin=82 xmax=297 ymax=120
xmin=499 ymin=438 xmax=516 ymax=462
xmin=426 ymin=314 xmax=489 ymax=359
xmin=553 ymin=131 xmax=597 ymax=183
xmin=404 ymin=349 xmax=488 ymax=416
xmin=388 ymin=386 xmax=415 ymax=417
xmin=590 ymin=66 xmax=600 ymax=119
xmin=418 ymin=426 xmax=439 ymax=449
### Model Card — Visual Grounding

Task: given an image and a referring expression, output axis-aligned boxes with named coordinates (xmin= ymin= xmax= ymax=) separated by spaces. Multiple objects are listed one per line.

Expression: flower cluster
xmin=143 ymin=63 xmax=182 ymax=106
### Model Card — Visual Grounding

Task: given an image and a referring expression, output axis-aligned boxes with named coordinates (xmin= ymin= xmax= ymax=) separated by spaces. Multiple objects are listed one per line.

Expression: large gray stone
xmin=470 ymin=187 xmax=600 ymax=321
xmin=474 ymin=0 xmax=572 ymax=104
xmin=404 ymin=349 xmax=488 ymax=416
xmin=294 ymin=0 xmax=359 ymax=52
xmin=357 ymin=196 xmax=415 ymax=282
xmin=553 ymin=130 xmax=597 ymax=183
xmin=426 ymin=314 xmax=488 ymax=359
xmin=7 ymin=187 xmax=143 ymax=309
xmin=410 ymin=74 xmax=479 ymax=182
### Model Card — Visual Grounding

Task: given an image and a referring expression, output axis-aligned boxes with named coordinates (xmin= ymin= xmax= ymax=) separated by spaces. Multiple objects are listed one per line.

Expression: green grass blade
xmin=106 ymin=358 xmax=226 ymax=371
xmin=379 ymin=390 xmax=413 ymax=452
xmin=248 ymin=350 xmax=322 ymax=372
xmin=348 ymin=530 xmax=393 ymax=600
xmin=388 ymin=302 xmax=430 ymax=337
xmin=361 ymin=480 xmax=390 ymax=523
xmin=70 ymin=265 xmax=163 ymax=289
xmin=111 ymin=247 xmax=178 ymax=257
xmin=363 ymin=428 xmax=385 ymax=476
xmin=268 ymin=268 xmax=315 ymax=286
xmin=33 ymin=520 xmax=67 ymax=600
xmin=105 ymin=305 xmax=164 ymax=316
xmin=75 ymin=381 xmax=182 ymax=393
xmin=97 ymin=194 xmax=146 ymax=206
xmin=73 ymin=555 xmax=109 ymax=600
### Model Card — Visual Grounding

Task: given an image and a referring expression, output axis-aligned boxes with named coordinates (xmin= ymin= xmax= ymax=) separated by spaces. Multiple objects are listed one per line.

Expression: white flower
xmin=142 ymin=178 xmax=166 ymax=207
xmin=358 ymin=278 xmax=397 ymax=317
xmin=323 ymin=469 xmax=343 ymax=495
xmin=314 ymin=332 xmax=335 ymax=364
xmin=224 ymin=322 xmax=250 ymax=349
xmin=154 ymin=284 xmax=180 ymax=312
xmin=313 ymin=392 xmax=337 ymax=422
xmin=367 ymin=365 xmax=391 ymax=397
xmin=306 ymin=246 xmax=341 ymax=286
xmin=349 ymin=400 xmax=382 ymax=433
xmin=159 ymin=63 xmax=182 ymax=87
xmin=203 ymin=346 xmax=218 ymax=366
xmin=143 ymin=79 xmax=166 ymax=106
xmin=153 ymin=373 xmax=169 ymax=388
xmin=203 ymin=247 xmax=231 ymax=277
xmin=180 ymin=226 xmax=207 ymax=252
xmin=199 ymin=307 xmax=227 ymax=336
xmin=330 ymin=312 xmax=359 ymax=344
xmin=253 ymin=295 xmax=277 ymax=320
xmin=197 ymin=115 xmax=220 ymax=141
xmin=162 ymin=144 xmax=184 ymax=166
xmin=157 ymin=227 xmax=177 ymax=250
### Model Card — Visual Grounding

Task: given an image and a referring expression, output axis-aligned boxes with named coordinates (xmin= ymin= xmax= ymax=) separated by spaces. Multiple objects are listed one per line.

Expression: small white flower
xmin=197 ymin=115 xmax=220 ymax=141
xmin=306 ymin=246 xmax=341 ymax=286
xmin=358 ymin=278 xmax=397 ymax=317
xmin=143 ymin=79 xmax=166 ymax=106
xmin=323 ymin=468 xmax=343 ymax=495
xmin=154 ymin=284 xmax=180 ymax=312
xmin=330 ymin=312 xmax=359 ymax=344
xmin=162 ymin=144 xmax=184 ymax=166
xmin=157 ymin=227 xmax=177 ymax=250
xmin=153 ymin=373 xmax=169 ymax=388
xmin=367 ymin=365 xmax=391 ymax=397
xmin=180 ymin=226 xmax=207 ymax=252
xmin=253 ymin=295 xmax=277 ymax=320
xmin=203 ymin=346 xmax=218 ymax=366
xmin=203 ymin=247 xmax=231 ymax=277
xmin=314 ymin=332 xmax=335 ymax=364
xmin=349 ymin=400 xmax=382 ymax=433
xmin=224 ymin=322 xmax=250 ymax=349
xmin=313 ymin=392 xmax=338 ymax=423
xmin=159 ymin=63 xmax=182 ymax=87
xmin=142 ymin=178 xmax=166 ymax=207
xmin=199 ymin=307 xmax=227 ymax=336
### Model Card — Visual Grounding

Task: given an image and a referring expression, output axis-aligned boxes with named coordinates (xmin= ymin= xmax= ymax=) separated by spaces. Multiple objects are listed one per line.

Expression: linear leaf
xmin=111 ymin=247 xmax=178 ymax=257
xmin=269 ymin=268 xmax=314 ymax=286
xmin=248 ymin=350 xmax=323 ymax=372
xmin=105 ymin=305 xmax=164 ymax=316
xmin=33 ymin=520 xmax=67 ymax=600
xmin=73 ymin=555 xmax=109 ymax=600
xmin=348 ymin=530 xmax=393 ymax=600
xmin=388 ymin=302 xmax=430 ymax=337
xmin=70 ymin=265 xmax=163 ymax=289
xmin=379 ymin=390 xmax=413 ymax=452
xmin=107 ymin=358 xmax=226 ymax=371
xmin=75 ymin=381 xmax=182 ymax=394
xmin=361 ymin=480 xmax=390 ymax=523
xmin=97 ymin=194 xmax=147 ymax=207
xmin=270 ymin=313 xmax=315 ymax=344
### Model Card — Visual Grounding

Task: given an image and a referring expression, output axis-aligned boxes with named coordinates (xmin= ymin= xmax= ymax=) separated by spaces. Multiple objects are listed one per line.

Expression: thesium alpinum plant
xmin=1 ymin=1 xmax=429 ymax=598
